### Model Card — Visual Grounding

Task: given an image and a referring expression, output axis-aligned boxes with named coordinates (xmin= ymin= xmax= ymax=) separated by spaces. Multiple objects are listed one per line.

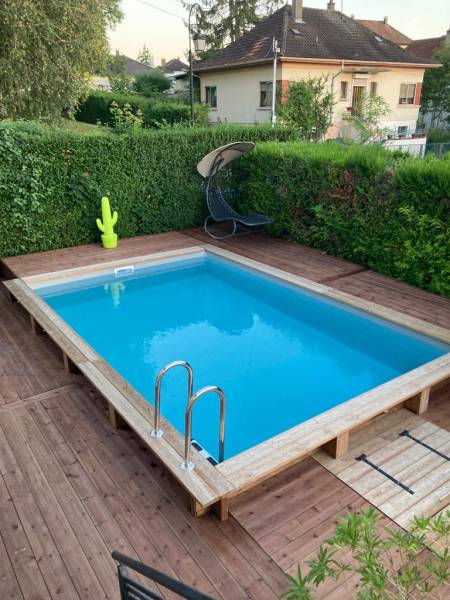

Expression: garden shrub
xmin=75 ymin=90 xmax=207 ymax=128
xmin=0 ymin=121 xmax=298 ymax=256
xmin=237 ymin=142 xmax=450 ymax=296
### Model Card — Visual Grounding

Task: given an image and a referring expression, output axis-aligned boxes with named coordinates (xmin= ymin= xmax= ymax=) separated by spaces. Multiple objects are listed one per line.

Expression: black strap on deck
xmin=355 ymin=454 xmax=415 ymax=495
xmin=399 ymin=430 xmax=450 ymax=462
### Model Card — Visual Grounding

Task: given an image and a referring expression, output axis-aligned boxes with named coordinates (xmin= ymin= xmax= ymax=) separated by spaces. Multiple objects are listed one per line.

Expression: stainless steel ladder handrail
xmin=180 ymin=386 xmax=226 ymax=471
xmin=150 ymin=361 xmax=193 ymax=438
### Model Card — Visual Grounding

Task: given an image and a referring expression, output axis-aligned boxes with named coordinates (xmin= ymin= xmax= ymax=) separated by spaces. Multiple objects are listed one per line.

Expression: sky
xmin=108 ymin=0 xmax=450 ymax=65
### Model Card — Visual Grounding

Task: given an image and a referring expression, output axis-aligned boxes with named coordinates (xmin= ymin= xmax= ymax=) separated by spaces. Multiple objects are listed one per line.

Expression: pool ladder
xmin=150 ymin=361 xmax=225 ymax=471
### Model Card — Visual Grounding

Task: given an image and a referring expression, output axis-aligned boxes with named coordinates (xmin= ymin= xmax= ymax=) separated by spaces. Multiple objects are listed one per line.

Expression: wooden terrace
xmin=0 ymin=230 xmax=449 ymax=599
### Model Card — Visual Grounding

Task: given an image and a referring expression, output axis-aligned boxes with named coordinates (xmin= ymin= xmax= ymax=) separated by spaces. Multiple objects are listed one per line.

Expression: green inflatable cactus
xmin=96 ymin=196 xmax=118 ymax=249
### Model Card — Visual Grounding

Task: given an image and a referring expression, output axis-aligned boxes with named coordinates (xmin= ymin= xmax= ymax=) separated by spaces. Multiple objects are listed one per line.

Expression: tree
xmin=107 ymin=53 xmax=134 ymax=94
xmin=0 ymin=0 xmax=122 ymax=119
xmin=286 ymin=508 xmax=450 ymax=600
xmin=133 ymin=70 xmax=171 ymax=96
xmin=137 ymin=44 xmax=154 ymax=67
xmin=278 ymin=77 xmax=335 ymax=141
xmin=183 ymin=0 xmax=284 ymax=51
xmin=421 ymin=44 xmax=450 ymax=127
xmin=342 ymin=92 xmax=390 ymax=143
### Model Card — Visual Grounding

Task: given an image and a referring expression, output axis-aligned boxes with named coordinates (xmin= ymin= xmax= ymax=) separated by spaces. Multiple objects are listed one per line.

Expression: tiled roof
xmin=407 ymin=36 xmax=446 ymax=59
xmin=160 ymin=58 xmax=189 ymax=73
xmin=195 ymin=5 xmax=437 ymax=72
xmin=121 ymin=56 xmax=153 ymax=76
xmin=356 ymin=20 xmax=412 ymax=46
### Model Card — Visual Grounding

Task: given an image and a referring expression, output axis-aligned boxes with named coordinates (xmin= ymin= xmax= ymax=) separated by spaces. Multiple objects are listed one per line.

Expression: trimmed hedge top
xmin=75 ymin=90 xmax=208 ymax=128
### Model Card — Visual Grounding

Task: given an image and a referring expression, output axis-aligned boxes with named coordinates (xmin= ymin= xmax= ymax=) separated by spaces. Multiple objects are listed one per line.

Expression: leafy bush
xmin=237 ymin=142 xmax=450 ymax=296
xmin=427 ymin=128 xmax=450 ymax=144
xmin=133 ymin=70 xmax=171 ymax=96
xmin=75 ymin=91 xmax=206 ymax=128
xmin=286 ymin=508 xmax=450 ymax=599
xmin=0 ymin=121 xmax=298 ymax=256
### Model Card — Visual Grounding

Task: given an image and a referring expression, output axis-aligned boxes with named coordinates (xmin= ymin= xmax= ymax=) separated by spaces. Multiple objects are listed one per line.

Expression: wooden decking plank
xmin=0 ymin=530 xmax=23 ymax=600
xmin=184 ymin=230 xmax=364 ymax=282
xmin=11 ymin=407 xmax=119 ymax=600
xmin=331 ymin=269 xmax=450 ymax=329
xmin=0 ymin=476 xmax=52 ymax=600
xmin=43 ymin=393 xmax=222 ymax=599
xmin=1 ymin=232 xmax=198 ymax=278
xmin=0 ymin=410 xmax=111 ymax=600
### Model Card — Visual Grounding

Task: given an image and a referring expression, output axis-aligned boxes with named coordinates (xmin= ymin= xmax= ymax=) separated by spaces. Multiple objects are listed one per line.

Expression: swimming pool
xmin=35 ymin=251 xmax=449 ymax=463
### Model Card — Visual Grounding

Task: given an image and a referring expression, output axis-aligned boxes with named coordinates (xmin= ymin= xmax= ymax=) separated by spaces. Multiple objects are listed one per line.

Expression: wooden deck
xmin=1 ymin=230 xmax=449 ymax=599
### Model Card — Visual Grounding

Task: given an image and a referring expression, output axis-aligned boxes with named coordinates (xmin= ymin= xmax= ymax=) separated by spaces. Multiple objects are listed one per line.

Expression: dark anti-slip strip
xmin=399 ymin=430 xmax=450 ymax=462
xmin=355 ymin=453 xmax=415 ymax=495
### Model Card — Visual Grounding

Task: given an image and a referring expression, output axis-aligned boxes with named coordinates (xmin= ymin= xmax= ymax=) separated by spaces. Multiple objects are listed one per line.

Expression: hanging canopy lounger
xmin=197 ymin=141 xmax=273 ymax=240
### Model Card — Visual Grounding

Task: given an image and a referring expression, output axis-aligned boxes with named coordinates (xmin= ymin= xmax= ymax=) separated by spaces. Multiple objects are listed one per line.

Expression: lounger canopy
xmin=197 ymin=142 xmax=255 ymax=178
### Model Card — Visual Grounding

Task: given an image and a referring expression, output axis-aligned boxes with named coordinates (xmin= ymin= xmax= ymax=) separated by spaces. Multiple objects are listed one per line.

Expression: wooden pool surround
xmin=5 ymin=244 xmax=450 ymax=521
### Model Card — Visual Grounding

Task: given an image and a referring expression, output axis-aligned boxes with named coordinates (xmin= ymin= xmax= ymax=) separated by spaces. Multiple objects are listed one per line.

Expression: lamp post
xmin=188 ymin=3 xmax=207 ymax=122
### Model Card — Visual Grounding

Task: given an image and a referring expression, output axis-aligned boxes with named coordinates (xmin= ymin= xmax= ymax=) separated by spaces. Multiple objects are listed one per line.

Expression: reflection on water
xmin=104 ymin=281 xmax=126 ymax=308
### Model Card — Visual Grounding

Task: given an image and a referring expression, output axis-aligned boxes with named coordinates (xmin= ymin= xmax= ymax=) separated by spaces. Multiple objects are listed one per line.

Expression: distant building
xmin=90 ymin=53 xmax=154 ymax=92
xmin=407 ymin=29 xmax=450 ymax=130
xmin=356 ymin=17 xmax=412 ymax=49
xmin=195 ymin=1 xmax=438 ymax=139
xmin=159 ymin=58 xmax=189 ymax=96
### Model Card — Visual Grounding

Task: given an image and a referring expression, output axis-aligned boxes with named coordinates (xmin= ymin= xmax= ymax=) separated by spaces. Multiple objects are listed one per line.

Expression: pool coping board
xmin=4 ymin=244 xmax=450 ymax=517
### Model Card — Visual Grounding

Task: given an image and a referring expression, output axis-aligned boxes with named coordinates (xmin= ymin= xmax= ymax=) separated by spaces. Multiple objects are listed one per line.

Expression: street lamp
xmin=188 ymin=3 xmax=206 ymax=122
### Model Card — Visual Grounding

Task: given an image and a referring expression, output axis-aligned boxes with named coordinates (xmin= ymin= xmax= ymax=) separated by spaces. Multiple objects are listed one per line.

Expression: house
xmin=407 ymin=29 xmax=450 ymax=129
xmin=407 ymin=31 xmax=449 ymax=59
xmin=159 ymin=58 xmax=189 ymax=96
xmin=194 ymin=1 xmax=439 ymax=139
xmin=90 ymin=54 xmax=153 ymax=91
xmin=355 ymin=17 xmax=412 ymax=49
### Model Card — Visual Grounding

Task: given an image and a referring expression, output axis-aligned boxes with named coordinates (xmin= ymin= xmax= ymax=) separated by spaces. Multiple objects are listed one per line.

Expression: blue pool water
xmin=38 ymin=255 xmax=448 ymax=461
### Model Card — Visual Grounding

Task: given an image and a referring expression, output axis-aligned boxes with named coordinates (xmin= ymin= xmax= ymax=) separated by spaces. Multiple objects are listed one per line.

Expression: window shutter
xmin=414 ymin=82 xmax=422 ymax=105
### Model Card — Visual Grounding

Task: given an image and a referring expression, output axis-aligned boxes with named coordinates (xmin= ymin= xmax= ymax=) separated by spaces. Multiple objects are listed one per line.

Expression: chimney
xmin=160 ymin=58 xmax=166 ymax=67
xmin=446 ymin=27 xmax=450 ymax=44
xmin=327 ymin=1 xmax=336 ymax=10
xmin=383 ymin=16 xmax=388 ymax=25
xmin=292 ymin=0 xmax=303 ymax=23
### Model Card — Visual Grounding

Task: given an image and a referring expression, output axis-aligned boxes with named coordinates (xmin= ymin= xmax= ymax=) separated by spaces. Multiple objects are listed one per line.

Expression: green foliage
xmin=342 ymin=93 xmax=391 ymax=143
xmin=109 ymin=102 xmax=143 ymax=133
xmin=238 ymin=142 xmax=450 ymax=296
xmin=279 ymin=78 xmax=335 ymax=141
xmin=75 ymin=91 xmax=206 ymax=128
xmin=186 ymin=0 xmax=284 ymax=50
xmin=285 ymin=508 xmax=450 ymax=599
xmin=0 ymin=0 xmax=122 ymax=120
xmin=0 ymin=121 xmax=297 ymax=257
xmin=421 ymin=44 xmax=450 ymax=127
xmin=133 ymin=70 xmax=171 ymax=96
xmin=137 ymin=45 xmax=154 ymax=67
xmin=427 ymin=128 xmax=450 ymax=144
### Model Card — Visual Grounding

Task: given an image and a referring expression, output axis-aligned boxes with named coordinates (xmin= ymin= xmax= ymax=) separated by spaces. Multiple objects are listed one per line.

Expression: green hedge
xmin=0 ymin=121 xmax=298 ymax=256
xmin=1 ymin=123 xmax=448 ymax=296
xmin=75 ymin=90 xmax=207 ymax=128
xmin=237 ymin=142 xmax=450 ymax=296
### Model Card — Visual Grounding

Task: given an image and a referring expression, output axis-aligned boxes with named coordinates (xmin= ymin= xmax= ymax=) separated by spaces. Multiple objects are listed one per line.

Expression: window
xmin=399 ymin=83 xmax=416 ymax=105
xmin=340 ymin=81 xmax=349 ymax=100
xmin=397 ymin=125 xmax=408 ymax=138
xmin=259 ymin=81 xmax=273 ymax=108
xmin=370 ymin=81 xmax=378 ymax=96
xmin=205 ymin=86 xmax=217 ymax=108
